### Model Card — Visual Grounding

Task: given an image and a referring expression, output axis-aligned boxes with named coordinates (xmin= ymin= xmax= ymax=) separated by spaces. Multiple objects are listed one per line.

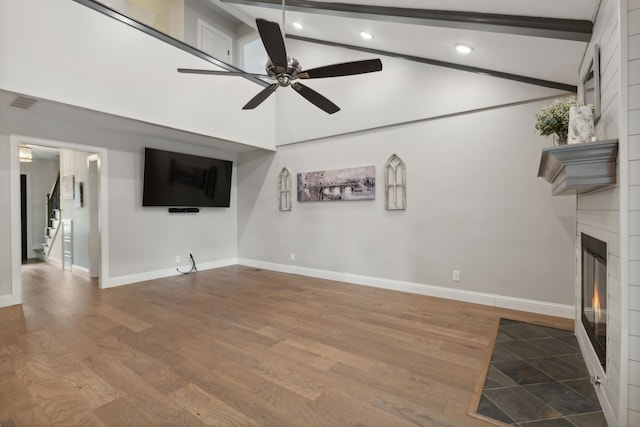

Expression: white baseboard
xmin=45 ymin=256 xmax=62 ymax=267
xmin=0 ymin=293 xmax=21 ymax=308
xmin=103 ymin=258 xmax=238 ymax=289
xmin=80 ymin=256 xmax=575 ymax=318
xmin=72 ymin=264 xmax=90 ymax=278
xmin=237 ymin=258 xmax=575 ymax=319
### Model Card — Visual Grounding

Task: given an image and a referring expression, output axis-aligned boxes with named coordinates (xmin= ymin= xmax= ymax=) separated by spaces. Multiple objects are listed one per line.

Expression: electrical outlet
xmin=176 ymin=255 xmax=181 ymax=263
xmin=290 ymin=252 xmax=295 ymax=261
xmin=452 ymin=270 xmax=461 ymax=282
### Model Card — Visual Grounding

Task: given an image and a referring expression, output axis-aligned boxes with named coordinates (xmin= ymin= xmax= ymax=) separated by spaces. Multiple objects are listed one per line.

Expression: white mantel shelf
xmin=537 ymin=139 xmax=619 ymax=196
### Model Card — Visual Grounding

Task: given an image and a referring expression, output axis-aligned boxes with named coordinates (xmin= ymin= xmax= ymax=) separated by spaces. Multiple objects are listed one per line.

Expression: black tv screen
xmin=143 ymin=147 xmax=233 ymax=207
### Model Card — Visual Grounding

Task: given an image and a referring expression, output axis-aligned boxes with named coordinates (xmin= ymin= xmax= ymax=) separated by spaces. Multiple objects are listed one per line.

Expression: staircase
xmin=35 ymin=173 xmax=60 ymax=261
xmin=40 ymin=209 xmax=61 ymax=255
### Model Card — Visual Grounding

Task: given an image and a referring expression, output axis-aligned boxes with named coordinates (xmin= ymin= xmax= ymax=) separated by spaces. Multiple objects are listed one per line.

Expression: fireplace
xmin=581 ymin=233 xmax=607 ymax=369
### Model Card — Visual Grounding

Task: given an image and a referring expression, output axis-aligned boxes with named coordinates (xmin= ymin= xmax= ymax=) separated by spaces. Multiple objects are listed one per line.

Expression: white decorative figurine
xmin=568 ymin=106 xmax=595 ymax=144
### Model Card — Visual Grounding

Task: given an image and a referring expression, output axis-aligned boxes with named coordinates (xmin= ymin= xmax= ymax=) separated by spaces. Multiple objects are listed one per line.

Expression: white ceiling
xmin=217 ymin=0 xmax=599 ymax=86
xmin=26 ymin=144 xmax=61 ymax=161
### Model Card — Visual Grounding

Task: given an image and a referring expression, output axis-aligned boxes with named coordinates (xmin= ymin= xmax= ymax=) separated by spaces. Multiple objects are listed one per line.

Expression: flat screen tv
xmin=143 ymin=147 xmax=233 ymax=207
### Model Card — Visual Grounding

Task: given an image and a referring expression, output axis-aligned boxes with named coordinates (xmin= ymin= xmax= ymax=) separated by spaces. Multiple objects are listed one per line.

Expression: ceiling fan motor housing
xmin=267 ymin=57 xmax=301 ymax=87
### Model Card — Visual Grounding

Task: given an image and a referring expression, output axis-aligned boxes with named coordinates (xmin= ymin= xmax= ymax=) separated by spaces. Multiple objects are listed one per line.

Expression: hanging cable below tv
xmin=177 ymin=253 xmax=198 ymax=275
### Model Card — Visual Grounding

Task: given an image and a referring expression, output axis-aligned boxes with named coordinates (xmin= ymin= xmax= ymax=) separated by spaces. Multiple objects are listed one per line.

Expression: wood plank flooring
xmin=0 ymin=262 xmax=573 ymax=426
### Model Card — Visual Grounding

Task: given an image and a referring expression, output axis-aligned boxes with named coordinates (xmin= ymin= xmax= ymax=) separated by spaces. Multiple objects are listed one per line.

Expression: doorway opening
xmin=10 ymin=135 xmax=109 ymax=305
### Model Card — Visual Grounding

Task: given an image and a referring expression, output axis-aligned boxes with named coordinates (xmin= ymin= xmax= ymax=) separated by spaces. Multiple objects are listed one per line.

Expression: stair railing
xmin=46 ymin=173 xmax=60 ymax=227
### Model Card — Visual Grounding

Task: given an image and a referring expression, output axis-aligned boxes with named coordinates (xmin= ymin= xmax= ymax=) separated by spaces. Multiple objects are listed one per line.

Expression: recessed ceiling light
xmin=360 ymin=31 xmax=373 ymax=40
xmin=292 ymin=21 xmax=303 ymax=30
xmin=455 ymin=44 xmax=473 ymax=54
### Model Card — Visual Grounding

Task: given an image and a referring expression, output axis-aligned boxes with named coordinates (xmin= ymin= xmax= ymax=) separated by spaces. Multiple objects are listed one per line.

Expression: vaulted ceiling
xmin=2 ymin=0 xmax=602 ymax=152
xmin=215 ymin=0 xmax=599 ymax=89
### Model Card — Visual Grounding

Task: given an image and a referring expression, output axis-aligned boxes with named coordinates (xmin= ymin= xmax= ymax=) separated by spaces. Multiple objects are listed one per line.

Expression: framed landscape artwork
xmin=297 ymin=166 xmax=375 ymax=202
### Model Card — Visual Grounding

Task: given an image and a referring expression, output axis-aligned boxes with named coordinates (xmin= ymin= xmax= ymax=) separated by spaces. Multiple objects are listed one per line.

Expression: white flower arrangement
xmin=534 ymin=96 xmax=590 ymax=144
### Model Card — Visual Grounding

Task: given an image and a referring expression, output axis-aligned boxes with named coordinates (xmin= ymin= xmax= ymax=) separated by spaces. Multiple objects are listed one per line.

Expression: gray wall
xmin=106 ymin=147 xmax=238 ymax=279
xmin=238 ymin=100 xmax=577 ymax=305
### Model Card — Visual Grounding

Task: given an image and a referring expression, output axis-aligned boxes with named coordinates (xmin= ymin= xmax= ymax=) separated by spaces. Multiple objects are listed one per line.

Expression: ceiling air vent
xmin=10 ymin=96 xmax=38 ymax=109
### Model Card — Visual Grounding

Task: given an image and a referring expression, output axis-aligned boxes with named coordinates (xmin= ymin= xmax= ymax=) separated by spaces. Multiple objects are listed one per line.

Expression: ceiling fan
xmin=178 ymin=18 xmax=382 ymax=114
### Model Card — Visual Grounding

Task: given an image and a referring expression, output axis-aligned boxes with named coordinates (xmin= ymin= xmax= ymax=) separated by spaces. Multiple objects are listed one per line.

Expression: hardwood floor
xmin=0 ymin=262 xmax=573 ymax=426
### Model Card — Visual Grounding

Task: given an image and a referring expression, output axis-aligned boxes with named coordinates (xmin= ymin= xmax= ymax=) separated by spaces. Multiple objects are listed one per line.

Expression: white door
xmin=197 ymin=19 xmax=232 ymax=64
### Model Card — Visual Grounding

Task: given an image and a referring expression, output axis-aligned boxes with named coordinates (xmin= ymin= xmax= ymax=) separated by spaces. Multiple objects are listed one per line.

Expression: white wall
xmin=60 ymin=150 xmax=92 ymax=271
xmin=19 ymin=158 xmax=59 ymax=258
xmin=626 ymin=0 xmax=640 ymax=423
xmin=575 ymin=0 xmax=623 ymax=423
xmin=238 ymin=99 xmax=577 ymax=312
xmin=0 ymin=0 xmax=275 ymax=150
xmin=0 ymin=137 xmax=13 ymax=299
xmin=184 ymin=0 xmax=251 ymax=66
xmin=275 ymin=39 xmax=566 ymax=145
xmin=184 ymin=0 xmax=237 ymax=41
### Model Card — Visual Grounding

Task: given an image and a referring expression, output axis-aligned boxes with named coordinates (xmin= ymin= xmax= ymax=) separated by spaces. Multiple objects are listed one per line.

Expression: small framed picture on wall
xmin=62 ymin=175 xmax=75 ymax=200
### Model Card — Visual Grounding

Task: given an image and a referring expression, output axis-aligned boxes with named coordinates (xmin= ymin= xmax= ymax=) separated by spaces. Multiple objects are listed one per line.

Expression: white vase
xmin=568 ymin=106 xmax=594 ymax=144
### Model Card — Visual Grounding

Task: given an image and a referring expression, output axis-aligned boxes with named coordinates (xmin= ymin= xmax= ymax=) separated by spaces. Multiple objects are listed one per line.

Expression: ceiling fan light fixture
xmin=360 ymin=31 xmax=373 ymax=40
xmin=292 ymin=21 xmax=303 ymax=30
xmin=455 ymin=44 xmax=473 ymax=54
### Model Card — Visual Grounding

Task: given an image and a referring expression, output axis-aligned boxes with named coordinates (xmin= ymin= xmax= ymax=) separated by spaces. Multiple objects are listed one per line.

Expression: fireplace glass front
xmin=581 ymin=233 xmax=607 ymax=369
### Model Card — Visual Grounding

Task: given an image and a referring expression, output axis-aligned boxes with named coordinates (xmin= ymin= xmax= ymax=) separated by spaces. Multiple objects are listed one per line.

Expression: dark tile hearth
xmin=525 ymin=382 xmax=602 ymax=416
xmin=476 ymin=319 xmax=608 ymax=426
xmin=492 ymin=359 xmax=554 ymax=385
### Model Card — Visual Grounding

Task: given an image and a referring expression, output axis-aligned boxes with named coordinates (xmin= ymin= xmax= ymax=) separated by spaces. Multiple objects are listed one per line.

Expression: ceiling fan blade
xmin=178 ymin=68 xmax=268 ymax=78
xmin=299 ymin=59 xmax=382 ymax=79
xmin=242 ymin=84 xmax=278 ymax=110
xmin=291 ymin=82 xmax=340 ymax=114
xmin=256 ymin=18 xmax=288 ymax=69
